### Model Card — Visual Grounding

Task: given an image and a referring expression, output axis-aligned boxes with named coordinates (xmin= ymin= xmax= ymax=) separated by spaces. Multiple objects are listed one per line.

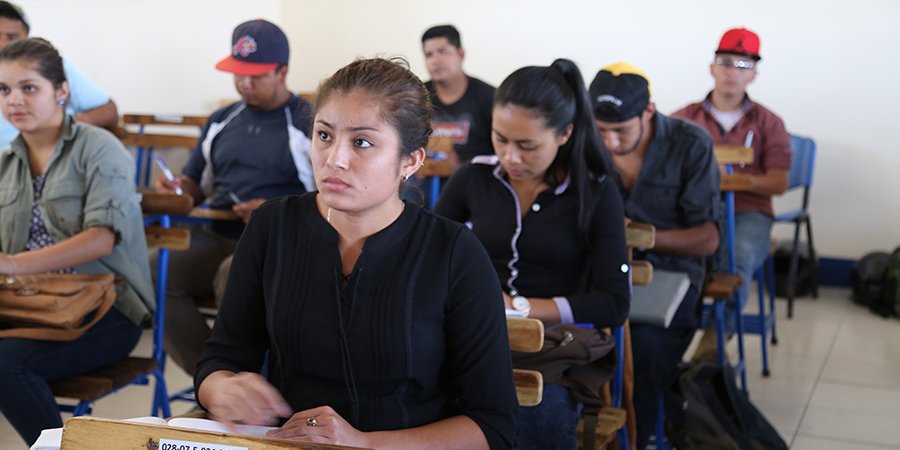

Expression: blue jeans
xmin=0 ymin=308 xmax=141 ymax=446
xmin=515 ymin=383 xmax=582 ymax=450
xmin=722 ymin=211 xmax=773 ymax=335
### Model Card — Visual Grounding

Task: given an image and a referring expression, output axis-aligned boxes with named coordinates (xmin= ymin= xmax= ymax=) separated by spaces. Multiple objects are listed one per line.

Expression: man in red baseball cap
xmin=674 ymin=27 xmax=792 ymax=356
xmin=154 ymin=19 xmax=315 ymax=377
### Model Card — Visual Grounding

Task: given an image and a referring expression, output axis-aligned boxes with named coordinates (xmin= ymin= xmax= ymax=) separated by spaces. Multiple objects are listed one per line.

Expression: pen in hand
xmin=154 ymin=156 xmax=184 ymax=195
xmin=228 ymin=191 xmax=242 ymax=204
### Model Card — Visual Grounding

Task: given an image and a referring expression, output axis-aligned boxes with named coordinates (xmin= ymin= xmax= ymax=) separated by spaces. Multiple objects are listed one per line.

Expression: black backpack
xmin=665 ymin=363 xmax=788 ymax=450
xmin=852 ymin=251 xmax=891 ymax=309
xmin=873 ymin=247 xmax=900 ymax=318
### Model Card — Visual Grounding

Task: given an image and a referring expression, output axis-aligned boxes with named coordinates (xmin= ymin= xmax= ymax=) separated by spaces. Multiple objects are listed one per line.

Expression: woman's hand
xmin=199 ymin=371 xmax=292 ymax=428
xmin=266 ymin=406 xmax=369 ymax=447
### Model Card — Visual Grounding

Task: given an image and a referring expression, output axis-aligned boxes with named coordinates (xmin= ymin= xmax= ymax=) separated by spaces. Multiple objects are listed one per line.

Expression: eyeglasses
xmin=714 ymin=57 xmax=756 ymax=70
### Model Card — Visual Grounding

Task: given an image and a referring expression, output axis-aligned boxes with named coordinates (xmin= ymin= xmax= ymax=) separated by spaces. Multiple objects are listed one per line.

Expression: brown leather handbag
xmin=0 ymin=273 xmax=117 ymax=341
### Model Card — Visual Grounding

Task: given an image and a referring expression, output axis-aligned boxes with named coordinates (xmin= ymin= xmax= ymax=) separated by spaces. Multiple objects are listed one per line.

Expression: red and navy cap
xmin=215 ymin=19 xmax=289 ymax=76
xmin=716 ymin=27 xmax=762 ymax=61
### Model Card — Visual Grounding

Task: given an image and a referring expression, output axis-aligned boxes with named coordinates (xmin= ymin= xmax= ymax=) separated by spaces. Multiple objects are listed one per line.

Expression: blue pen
xmin=153 ymin=156 xmax=184 ymax=195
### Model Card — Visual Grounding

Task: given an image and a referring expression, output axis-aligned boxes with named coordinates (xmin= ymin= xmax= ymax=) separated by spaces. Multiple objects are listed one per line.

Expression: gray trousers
xmin=152 ymin=227 xmax=236 ymax=376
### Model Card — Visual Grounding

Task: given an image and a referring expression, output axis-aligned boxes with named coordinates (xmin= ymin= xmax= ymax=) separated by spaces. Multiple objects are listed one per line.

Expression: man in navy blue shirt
xmin=589 ymin=62 xmax=721 ymax=449
xmin=154 ymin=19 xmax=313 ymax=376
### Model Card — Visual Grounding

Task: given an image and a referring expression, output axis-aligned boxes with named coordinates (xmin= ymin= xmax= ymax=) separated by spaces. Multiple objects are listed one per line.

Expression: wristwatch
xmin=511 ymin=296 xmax=531 ymax=317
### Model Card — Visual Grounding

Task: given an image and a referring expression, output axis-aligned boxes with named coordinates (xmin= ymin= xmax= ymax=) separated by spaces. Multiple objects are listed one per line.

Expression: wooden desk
xmin=61 ymin=416 xmax=367 ymax=449
xmin=714 ymin=145 xmax=753 ymax=165
xmin=721 ymin=173 xmax=753 ymax=192
xmin=189 ymin=207 xmax=241 ymax=221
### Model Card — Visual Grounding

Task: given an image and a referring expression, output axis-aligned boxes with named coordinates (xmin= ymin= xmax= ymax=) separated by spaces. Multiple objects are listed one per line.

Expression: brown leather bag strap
xmin=0 ymin=280 xmax=117 ymax=341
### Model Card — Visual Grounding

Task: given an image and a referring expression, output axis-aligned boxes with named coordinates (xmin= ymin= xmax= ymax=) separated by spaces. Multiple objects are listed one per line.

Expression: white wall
xmin=17 ymin=0 xmax=900 ymax=259
xmin=21 ymin=0 xmax=281 ymax=114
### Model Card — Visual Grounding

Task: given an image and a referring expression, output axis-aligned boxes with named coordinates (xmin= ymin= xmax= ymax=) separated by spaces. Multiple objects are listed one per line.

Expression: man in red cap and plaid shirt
xmin=674 ymin=27 xmax=792 ymax=353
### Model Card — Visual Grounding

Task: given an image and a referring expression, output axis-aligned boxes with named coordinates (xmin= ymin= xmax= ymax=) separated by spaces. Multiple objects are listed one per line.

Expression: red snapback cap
xmin=716 ymin=27 xmax=761 ymax=61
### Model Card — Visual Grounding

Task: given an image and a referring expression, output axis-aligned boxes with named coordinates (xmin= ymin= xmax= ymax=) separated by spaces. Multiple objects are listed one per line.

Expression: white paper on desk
xmin=629 ymin=269 xmax=690 ymax=328
xmin=167 ymin=417 xmax=276 ymax=437
xmin=30 ymin=416 xmax=277 ymax=450
xmin=30 ymin=427 xmax=62 ymax=450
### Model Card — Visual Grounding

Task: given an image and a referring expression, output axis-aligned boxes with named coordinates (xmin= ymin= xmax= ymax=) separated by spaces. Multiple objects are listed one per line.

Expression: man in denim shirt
xmin=589 ymin=62 xmax=721 ymax=449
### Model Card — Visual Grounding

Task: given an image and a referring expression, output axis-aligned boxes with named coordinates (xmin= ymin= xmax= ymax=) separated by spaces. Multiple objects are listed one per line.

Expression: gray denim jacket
xmin=0 ymin=116 xmax=154 ymax=325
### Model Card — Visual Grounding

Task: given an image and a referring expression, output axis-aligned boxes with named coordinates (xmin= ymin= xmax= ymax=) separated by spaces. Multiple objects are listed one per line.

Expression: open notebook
xmin=31 ymin=416 xmax=277 ymax=450
xmin=629 ymin=269 xmax=691 ymax=328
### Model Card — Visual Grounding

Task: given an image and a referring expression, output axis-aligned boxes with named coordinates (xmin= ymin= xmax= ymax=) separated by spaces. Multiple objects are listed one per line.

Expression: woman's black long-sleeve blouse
xmin=196 ymin=193 xmax=517 ymax=449
xmin=434 ymin=158 xmax=631 ymax=329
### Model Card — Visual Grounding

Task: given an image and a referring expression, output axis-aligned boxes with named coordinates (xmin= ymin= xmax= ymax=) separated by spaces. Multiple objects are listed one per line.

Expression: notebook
xmin=629 ymin=269 xmax=691 ymax=328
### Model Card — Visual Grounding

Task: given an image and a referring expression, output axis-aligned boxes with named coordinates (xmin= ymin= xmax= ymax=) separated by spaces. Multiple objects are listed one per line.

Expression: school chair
xmin=120 ymin=114 xmax=206 ymax=188
xmin=507 ymin=317 xmax=545 ymax=407
xmin=417 ymin=136 xmax=454 ymax=209
xmin=50 ymin=192 xmax=193 ymax=417
xmin=706 ymin=144 xmax=752 ymax=390
xmin=775 ymin=135 xmax=818 ymax=318
xmin=649 ymin=148 xmax=756 ymax=450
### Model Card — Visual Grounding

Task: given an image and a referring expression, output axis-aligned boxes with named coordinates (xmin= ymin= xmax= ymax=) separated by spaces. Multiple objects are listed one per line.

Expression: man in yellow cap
xmin=590 ymin=62 xmax=721 ymax=448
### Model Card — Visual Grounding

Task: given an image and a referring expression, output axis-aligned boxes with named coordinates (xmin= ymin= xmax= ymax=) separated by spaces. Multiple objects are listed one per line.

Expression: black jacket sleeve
xmin=194 ymin=200 xmax=275 ymax=399
xmin=566 ymin=179 xmax=631 ymax=329
xmin=444 ymin=226 xmax=517 ymax=449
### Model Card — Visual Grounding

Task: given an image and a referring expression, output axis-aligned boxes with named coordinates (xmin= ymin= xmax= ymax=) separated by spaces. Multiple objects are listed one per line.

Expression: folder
xmin=630 ymin=269 xmax=690 ymax=328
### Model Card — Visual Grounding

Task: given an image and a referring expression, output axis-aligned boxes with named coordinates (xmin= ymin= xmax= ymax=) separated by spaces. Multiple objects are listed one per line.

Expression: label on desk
xmin=159 ymin=439 xmax=247 ymax=450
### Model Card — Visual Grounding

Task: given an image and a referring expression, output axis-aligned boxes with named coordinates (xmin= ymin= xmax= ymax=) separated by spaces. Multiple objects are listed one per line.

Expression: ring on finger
xmin=306 ymin=416 xmax=318 ymax=427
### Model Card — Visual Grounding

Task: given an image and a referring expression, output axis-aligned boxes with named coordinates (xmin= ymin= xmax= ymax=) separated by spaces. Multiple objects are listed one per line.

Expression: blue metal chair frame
xmin=133 ymin=124 xmax=153 ymax=187
xmin=742 ymin=257 xmax=778 ymax=377
xmin=59 ymin=214 xmax=174 ymax=418
xmin=715 ymin=162 xmax=748 ymax=392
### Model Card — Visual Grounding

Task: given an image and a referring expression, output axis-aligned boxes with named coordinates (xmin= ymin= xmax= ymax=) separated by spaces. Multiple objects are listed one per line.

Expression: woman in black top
xmin=196 ymin=58 xmax=517 ymax=449
xmin=435 ymin=59 xmax=630 ymax=450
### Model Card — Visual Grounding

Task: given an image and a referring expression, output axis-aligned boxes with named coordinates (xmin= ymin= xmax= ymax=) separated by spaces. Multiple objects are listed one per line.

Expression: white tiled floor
xmin=1 ymin=286 xmax=899 ymax=449
xmin=738 ymin=287 xmax=900 ymax=449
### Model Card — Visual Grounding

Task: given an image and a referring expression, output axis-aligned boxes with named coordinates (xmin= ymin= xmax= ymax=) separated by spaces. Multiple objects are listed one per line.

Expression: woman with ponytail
xmin=435 ymin=59 xmax=630 ymax=449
